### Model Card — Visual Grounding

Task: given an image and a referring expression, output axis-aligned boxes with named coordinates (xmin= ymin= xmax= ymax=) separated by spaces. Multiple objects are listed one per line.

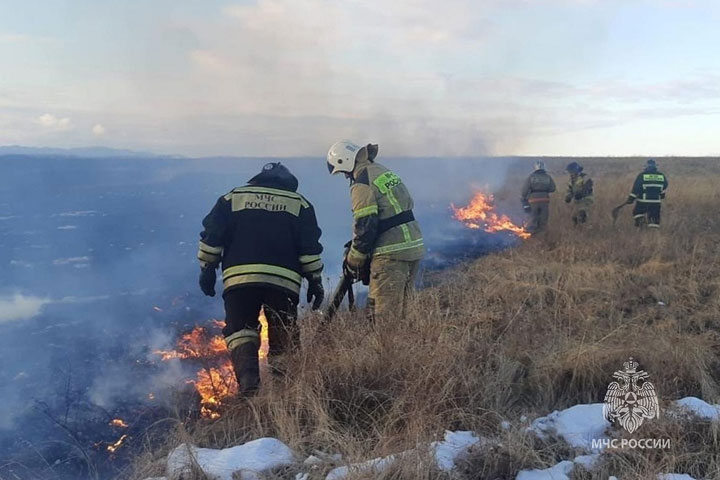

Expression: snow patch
xmin=56 ymin=210 xmax=96 ymax=217
xmin=167 ymin=438 xmax=295 ymax=480
xmin=325 ymin=452 xmax=402 ymax=480
xmin=516 ymin=460 xmax=574 ymax=480
xmin=57 ymin=225 xmax=77 ymax=230
xmin=529 ymin=403 xmax=609 ymax=451
xmin=573 ymin=453 xmax=600 ymax=471
xmin=658 ymin=474 xmax=697 ymax=480
xmin=673 ymin=397 xmax=720 ymax=421
xmin=52 ymin=256 xmax=90 ymax=266
xmin=432 ymin=430 xmax=481 ymax=471
xmin=325 ymin=430 xmax=480 ymax=479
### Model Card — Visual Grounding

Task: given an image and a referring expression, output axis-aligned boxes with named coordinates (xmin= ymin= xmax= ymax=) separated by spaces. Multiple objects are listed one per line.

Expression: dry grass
xmin=128 ymin=157 xmax=720 ymax=480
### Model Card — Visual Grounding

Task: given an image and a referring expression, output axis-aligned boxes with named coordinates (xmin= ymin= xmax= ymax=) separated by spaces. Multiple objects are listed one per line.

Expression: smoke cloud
xmin=0 ymin=294 xmax=51 ymax=324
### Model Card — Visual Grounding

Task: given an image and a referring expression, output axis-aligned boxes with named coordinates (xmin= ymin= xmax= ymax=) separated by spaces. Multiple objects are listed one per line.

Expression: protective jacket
xmin=197 ymin=171 xmax=323 ymax=300
xmin=521 ymin=169 xmax=556 ymax=204
xmin=629 ymin=167 xmax=668 ymax=204
xmin=346 ymin=153 xmax=424 ymax=268
xmin=566 ymin=173 xmax=594 ymax=205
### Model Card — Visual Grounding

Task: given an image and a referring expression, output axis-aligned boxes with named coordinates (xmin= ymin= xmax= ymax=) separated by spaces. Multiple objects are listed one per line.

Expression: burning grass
xmin=129 ymin=157 xmax=720 ymax=480
xmin=153 ymin=311 xmax=270 ymax=420
xmin=451 ymin=191 xmax=531 ymax=239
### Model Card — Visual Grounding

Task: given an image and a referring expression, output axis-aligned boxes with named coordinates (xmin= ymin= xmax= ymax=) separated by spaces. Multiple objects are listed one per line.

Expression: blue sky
xmin=0 ymin=0 xmax=718 ymax=156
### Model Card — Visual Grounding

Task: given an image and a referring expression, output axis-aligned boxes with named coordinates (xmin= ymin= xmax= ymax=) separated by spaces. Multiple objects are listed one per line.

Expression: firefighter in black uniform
xmin=197 ymin=162 xmax=324 ymax=396
xmin=625 ymin=159 xmax=668 ymax=228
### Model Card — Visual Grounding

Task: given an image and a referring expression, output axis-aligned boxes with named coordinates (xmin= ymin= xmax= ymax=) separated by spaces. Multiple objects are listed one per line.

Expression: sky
xmin=0 ymin=0 xmax=719 ymax=157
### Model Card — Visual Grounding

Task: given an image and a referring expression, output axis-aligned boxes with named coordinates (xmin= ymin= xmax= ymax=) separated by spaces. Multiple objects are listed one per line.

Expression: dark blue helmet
xmin=248 ymin=162 xmax=299 ymax=192
xmin=566 ymin=161 xmax=583 ymax=174
xmin=646 ymin=158 xmax=657 ymax=169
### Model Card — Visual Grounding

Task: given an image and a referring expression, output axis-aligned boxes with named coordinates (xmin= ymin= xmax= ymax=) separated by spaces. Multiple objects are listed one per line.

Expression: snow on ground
xmin=573 ymin=453 xmax=600 ymax=471
xmin=324 ymin=430 xmax=481 ymax=479
xmin=166 ymin=438 xmax=295 ymax=480
xmin=529 ymin=403 xmax=609 ymax=451
xmin=514 ymin=453 xmax=600 ymax=479
xmin=515 ymin=460 xmax=574 ymax=480
xmin=432 ymin=430 xmax=482 ymax=471
xmin=149 ymin=397 xmax=714 ymax=480
xmin=673 ymin=397 xmax=720 ymax=420
xmin=325 ymin=452 xmax=403 ymax=480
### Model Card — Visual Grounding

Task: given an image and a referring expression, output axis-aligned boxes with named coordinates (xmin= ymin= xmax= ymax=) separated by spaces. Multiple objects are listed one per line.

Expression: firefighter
xmin=564 ymin=161 xmax=593 ymax=225
xmin=197 ymin=162 xmax=324 ymax=396
xmin=326 ymin=141 xmax=425 ymax=321
xmin=625 ymin=159 xmax=668 ymax=228
xmin=521 ymin=160 xmax=556 ymax=233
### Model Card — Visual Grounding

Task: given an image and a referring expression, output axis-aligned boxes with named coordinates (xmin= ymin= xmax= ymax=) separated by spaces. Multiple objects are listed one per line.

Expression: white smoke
xmin=0 ymin=294 xmax=51 ymax=324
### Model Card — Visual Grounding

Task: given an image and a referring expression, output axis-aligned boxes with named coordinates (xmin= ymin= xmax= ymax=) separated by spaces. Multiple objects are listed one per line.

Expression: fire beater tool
xmin=611 ymin=202 xmax=627 ymax=225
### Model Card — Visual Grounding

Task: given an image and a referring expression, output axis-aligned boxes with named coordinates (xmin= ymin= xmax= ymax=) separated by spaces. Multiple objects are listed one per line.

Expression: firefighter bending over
xmin=521 ymin=160 xmax=556 ymax=234
xmin=197 ymin=162 xmax=324 ymax=396
xmin=565 ymin=161 xmax=594 ymax=225
xmin=625 ymin=159 xmax=668 ymax=228
xmin=326 ymin=141 xmax=425 ymax=321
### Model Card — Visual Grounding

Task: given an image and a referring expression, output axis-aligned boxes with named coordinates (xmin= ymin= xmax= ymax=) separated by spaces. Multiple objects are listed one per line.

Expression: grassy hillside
xmin=130 ymin=157 xmax=720 ymax=480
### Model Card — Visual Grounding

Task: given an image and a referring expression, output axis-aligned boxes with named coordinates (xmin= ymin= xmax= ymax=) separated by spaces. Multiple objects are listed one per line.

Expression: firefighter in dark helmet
xmin=625 ymin=159 xmax=668 ymax=228
xmin=521 ymin=160 xmax=556 ymax=233
xmin=565 ymin=161 xmax=594 ymax=225
xmin=197 ymin=162 xmax=324 ymax=396
xmin=326 ymin=141 xmax=424 ymax=321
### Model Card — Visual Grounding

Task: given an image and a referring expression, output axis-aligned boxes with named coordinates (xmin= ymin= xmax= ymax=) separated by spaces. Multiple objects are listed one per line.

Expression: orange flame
xmin=154 ymin=310 xmax=270 ymax=418
xmin=451 ymin=192 xmax=530 ymax=239
xmin=110 ymin=418 xmax=128 ymax=428
xmin=107 ymin=434 xmax=128 ymax=453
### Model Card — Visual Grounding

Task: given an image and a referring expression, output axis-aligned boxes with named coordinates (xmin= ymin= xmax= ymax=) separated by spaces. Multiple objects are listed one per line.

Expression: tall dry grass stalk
xmin=129 ymin=157 xmax=720 ymax=480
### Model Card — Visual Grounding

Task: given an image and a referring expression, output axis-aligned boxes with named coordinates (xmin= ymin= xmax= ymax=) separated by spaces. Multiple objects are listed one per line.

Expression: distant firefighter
xmin=326 ymin=141 xmax=425 ymax=322
xmin=521 ymin=160 xmax=556 ymax=234
xmin=565 ymin=161 xmax=594 ymax=225
xmin=625 ymin=159 xmax=668 ymax=228
xmin=197 ymin=162 xmax=324 ymax=396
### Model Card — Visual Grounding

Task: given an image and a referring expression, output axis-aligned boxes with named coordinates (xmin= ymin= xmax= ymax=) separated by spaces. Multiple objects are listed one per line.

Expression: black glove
xmin=306 ymin=275 xmax=324 ymax=310
xmin=564 ymin=194 xmax=572 ymax=204
xmin=660 ymin=192 xmax=666 ymax=200
xmin=199 ymin=267 xmax=216 ymax=297
xmin=626 ymin=195 xmax=635 ymax=205
xmin=522 ymin=202 xmax=531 ymax=213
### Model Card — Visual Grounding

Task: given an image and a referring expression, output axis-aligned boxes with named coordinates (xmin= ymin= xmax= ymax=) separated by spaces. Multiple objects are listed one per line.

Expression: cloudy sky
xmin=0 ymin=0 xmax=719 ymax=157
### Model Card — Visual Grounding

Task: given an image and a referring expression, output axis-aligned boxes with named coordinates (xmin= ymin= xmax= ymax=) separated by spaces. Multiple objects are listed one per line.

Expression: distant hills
xmin=0 ymin=145 xmax=183 ymax=159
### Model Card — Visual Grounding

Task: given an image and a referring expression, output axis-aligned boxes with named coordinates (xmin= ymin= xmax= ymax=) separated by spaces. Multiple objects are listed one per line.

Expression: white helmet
xmin=327 ymin=140 xmax=362 ymax=175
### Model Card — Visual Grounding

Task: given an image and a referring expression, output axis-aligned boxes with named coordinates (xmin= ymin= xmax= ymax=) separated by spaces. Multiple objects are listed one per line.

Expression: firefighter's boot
xmin=225 ymin=329 xmax=261 ymax=397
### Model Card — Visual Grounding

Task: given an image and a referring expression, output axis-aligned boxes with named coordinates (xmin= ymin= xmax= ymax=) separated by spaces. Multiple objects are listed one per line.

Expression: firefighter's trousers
xmin=527 ymin=202 xmax=549 ymax=233
xmin=633 ymin=202 xmax=662 ymax=228
xmin=223 ymin=287 xmax=298 ymax=394
xmin=368 ymin=256 xmax=421 ymax=322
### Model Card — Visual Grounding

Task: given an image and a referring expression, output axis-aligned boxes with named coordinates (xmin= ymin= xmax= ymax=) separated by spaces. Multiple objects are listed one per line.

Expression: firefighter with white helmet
xmin=326 ymin=141 xmax=425 ymax=321
xmin=521 ymin=160 xmax=556 ymax=233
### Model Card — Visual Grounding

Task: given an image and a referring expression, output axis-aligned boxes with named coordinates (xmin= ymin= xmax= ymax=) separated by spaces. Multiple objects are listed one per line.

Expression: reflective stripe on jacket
xmin=566 ymin=173 xmax=594 ymax=206
xmin=629 ymin=169 xmax=668 ymax=204
xmin=198 ymin=183 xmax=323 ymax=298
xmin=347 ymin=158 xmax=424 ymax=266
